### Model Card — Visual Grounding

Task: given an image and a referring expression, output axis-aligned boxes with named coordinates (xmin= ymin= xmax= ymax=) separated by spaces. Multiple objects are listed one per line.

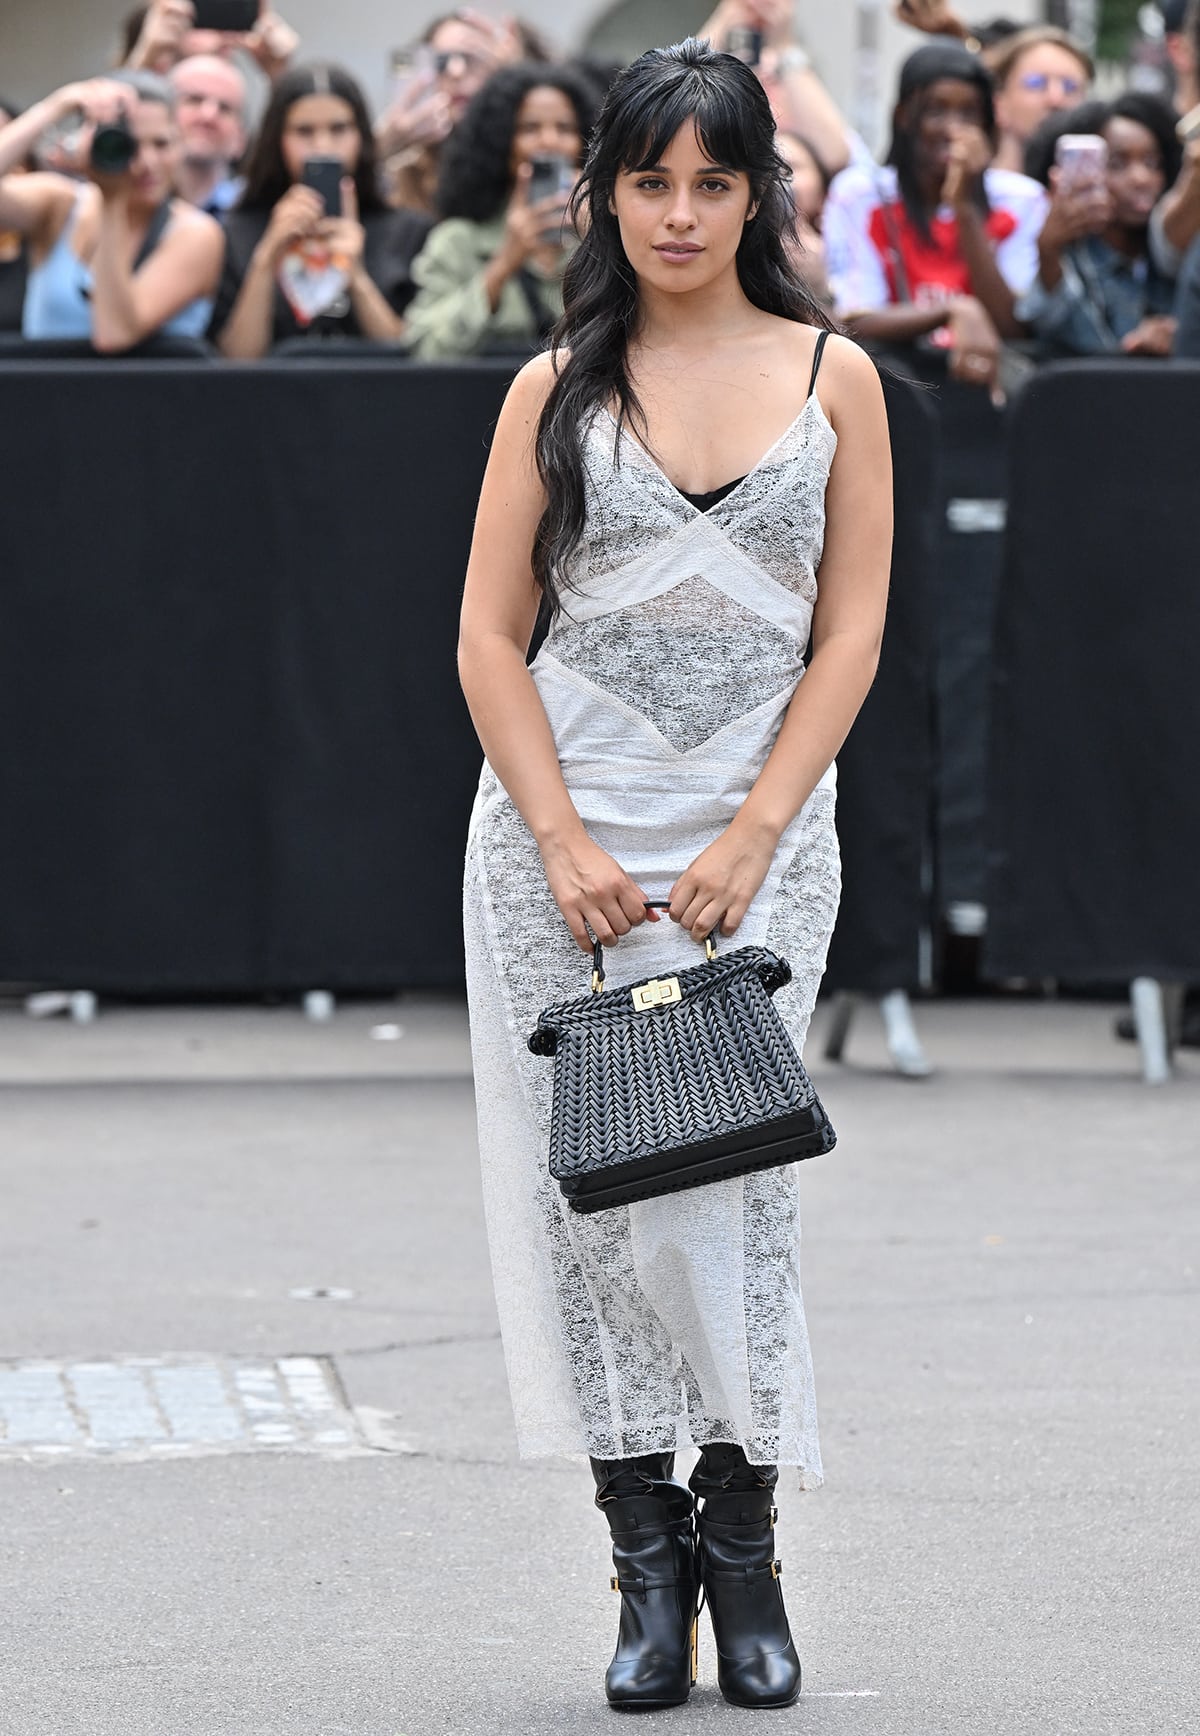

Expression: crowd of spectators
xmin=1 ymin=0 xmax=1199 ymax=368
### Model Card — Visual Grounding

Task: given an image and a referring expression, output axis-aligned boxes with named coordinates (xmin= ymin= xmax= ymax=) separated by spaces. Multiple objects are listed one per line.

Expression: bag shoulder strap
xmin=132 ymin=201 xmax=173 ymax=275
xmin=515 ymin=266 xmax=557 ymax=341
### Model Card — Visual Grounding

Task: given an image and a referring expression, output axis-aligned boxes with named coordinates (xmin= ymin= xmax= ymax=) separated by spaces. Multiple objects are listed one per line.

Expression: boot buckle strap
xmin=611 ymin=1571 xmax=694 ymax=1596
xmin=704 ymin=1559 xmax=783 ymax=1586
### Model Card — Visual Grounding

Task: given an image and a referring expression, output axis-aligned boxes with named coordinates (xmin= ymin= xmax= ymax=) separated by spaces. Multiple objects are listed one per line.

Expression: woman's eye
xmin=700 ymin=179 xmax=731 ymax=193
xmin=636 ymin=177 xmax=666 ymax=191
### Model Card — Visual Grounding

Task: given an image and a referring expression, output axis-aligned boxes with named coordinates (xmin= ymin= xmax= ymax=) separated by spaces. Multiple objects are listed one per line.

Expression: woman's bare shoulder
xmin=501 ymin=347 xmax=569 ymax=422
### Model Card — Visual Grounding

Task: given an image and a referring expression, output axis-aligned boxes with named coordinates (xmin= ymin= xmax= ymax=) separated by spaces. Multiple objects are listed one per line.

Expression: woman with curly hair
xmin=405 ymin=61 xmax=598 ymax=359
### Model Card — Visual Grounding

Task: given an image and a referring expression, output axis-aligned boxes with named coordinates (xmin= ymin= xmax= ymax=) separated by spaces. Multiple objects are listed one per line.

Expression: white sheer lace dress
xmin=463 ymin=372 xmax=841 ymax=1480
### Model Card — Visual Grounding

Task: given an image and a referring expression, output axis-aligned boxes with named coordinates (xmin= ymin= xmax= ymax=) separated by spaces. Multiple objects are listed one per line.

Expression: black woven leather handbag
xmin=527 ymin=907 xmax=835 ymax=1214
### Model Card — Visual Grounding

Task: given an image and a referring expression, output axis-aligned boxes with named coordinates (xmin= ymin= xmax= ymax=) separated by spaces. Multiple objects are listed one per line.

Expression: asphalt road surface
xmin=0 ymin=995 xmax=1195 ymax=1736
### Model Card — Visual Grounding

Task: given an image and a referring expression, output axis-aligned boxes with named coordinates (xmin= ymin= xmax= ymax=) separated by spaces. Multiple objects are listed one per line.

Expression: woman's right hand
xmin=498 ymin=163 xmax=572 ymax=270
xmin=258 ymin=183 xmax=325 ymax=264
xmin=1040 ymin=166 xmax=1112 ymax=255
xmin=540 ymin=831 xmax=659 ymax=954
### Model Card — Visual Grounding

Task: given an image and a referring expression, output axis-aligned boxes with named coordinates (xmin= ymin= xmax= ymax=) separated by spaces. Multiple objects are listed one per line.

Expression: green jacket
xmin=406 ymin=214 xmax=573 ymax=360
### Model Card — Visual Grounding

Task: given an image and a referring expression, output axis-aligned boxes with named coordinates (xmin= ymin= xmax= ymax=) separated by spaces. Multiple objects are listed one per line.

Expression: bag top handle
xmin=591 ymin=901 xmax=716 ymax=994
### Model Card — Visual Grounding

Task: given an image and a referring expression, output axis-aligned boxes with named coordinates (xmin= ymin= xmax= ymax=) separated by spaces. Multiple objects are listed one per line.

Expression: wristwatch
xmin=776 ymin=45 xmax=812 ymax=75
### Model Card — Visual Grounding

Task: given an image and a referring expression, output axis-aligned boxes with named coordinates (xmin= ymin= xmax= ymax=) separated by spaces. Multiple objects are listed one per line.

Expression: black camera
xmin=90 ymin=116 xmax=137 ymax=175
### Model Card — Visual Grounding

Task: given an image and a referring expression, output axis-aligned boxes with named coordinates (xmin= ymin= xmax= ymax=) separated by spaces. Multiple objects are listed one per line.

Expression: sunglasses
xmin=433 ymin=49 xmax=487 ymax=75
xmin=1019 ymin=72 xmax=1085 ymax=95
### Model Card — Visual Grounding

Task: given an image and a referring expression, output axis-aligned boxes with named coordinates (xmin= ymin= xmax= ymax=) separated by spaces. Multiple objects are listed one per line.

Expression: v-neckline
xmin=601 ymin=392 xmax=831 ymax=516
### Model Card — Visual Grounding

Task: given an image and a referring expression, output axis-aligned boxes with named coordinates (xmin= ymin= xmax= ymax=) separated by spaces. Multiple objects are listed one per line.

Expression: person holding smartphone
xmin=210 ymin=63 xmax=431 ymax=357
xmin=1019 ymin=94 xmax=1182 ymax=356
xmin=0 ymin=72 xmax=221 ymax=350
xmin=123 ymin=1 xmax=300 ymax=84
xmin=405 ymin=62 xmax=598 ymax=360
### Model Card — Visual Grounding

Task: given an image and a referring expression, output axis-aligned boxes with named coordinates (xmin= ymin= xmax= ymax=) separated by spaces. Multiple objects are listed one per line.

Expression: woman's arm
xmin=322 ymin=181 xmax=405 ymax=344
xmin=458 ymin=355 xmax=657 ymax=952
xmin=90 ymin=199 xmax=222 ymax=353
xmin=0 ymin=88 xmax=91 ymax=237
xmin=407 ymin=172 xmax=567 ymax=360
xmin=670 ymin=338 xmax=892 ymax=941
xmin=215 ymin=183 xmax=323 ymax=359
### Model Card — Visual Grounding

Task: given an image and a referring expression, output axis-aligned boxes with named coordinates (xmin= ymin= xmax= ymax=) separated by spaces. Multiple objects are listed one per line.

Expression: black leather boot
xmin=690 ymin=1443 xmax=802 ymax=1708
xmin=590 ymin=1453 xmax=700 ymax=1711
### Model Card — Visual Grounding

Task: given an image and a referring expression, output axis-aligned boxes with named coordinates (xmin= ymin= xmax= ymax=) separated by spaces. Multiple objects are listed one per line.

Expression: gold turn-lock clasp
xmin=631 ymin=976 xmax=682 ymax=1011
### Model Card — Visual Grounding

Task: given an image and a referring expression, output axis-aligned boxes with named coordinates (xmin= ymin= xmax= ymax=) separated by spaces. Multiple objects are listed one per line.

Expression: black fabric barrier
xmin=823 ymin=375 xmax=937 ymax=993
xmin=0 ymin=361 xmax=513 ymax=991
xmin=0 ymin=358 xmax=935 ymax=994
xmin=984 ymin=361 xmax=1200 ymax=983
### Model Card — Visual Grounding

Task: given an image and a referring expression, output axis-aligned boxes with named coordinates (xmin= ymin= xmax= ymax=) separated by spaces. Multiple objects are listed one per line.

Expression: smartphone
xmin=1177 ymin=102 xmax=1200 ymax=143
xmin=527 ymin=153 xmax=574 ymax=206
xmin=1055 ymin=133 xmax=1107 ymax=189
xmin=390 ymin=43 xmax=436 ymax=103
xmin=301 ymin=156 xmax=344 ymax=217
xmin=192 ymin=0 xmax=259 ymax=30
xmin=727 ymin=26 xmax=763 ymax=67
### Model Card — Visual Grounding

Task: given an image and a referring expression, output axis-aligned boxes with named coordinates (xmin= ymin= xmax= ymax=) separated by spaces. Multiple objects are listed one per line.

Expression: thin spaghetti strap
xmin=806 ymin=328 xmax=830 ymax=399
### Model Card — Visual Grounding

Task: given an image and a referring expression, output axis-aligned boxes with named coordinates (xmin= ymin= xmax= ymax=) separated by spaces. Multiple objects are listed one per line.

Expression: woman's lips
xmin=654 ymin=243 xmax=703 ymax=260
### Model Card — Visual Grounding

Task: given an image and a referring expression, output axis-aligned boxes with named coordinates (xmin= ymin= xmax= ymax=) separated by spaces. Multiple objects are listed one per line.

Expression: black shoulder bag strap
xmin=132 ymin=200 xmax=174 ymax=272
xmin=515 ymin=265 xmax=559 ymax=341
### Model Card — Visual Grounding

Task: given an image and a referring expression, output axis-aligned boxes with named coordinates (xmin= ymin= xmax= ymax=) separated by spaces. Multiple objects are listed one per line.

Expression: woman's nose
xmin=664 ymin=194 xmax=697 ymax=229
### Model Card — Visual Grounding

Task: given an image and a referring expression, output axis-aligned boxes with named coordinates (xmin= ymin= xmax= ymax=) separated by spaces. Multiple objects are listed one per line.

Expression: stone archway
xmin=582 ymin=0 xmax=714 ymax=64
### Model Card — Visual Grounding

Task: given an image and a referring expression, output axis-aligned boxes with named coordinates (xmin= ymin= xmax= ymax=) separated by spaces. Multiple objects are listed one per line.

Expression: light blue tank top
xmin=22 ymin=191 xmax=213 ymax=341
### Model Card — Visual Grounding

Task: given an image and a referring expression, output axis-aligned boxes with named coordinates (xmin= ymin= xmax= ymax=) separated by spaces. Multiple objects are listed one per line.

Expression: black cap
xmin=1159 ymin=0 xmax=1187 ymax=33
xmin=897 ymin=42 xmax=994 ymax=104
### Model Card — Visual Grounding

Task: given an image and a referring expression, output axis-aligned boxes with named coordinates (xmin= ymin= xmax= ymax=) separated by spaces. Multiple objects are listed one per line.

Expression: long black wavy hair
xmin=238 ymin=63 xmax=386 ymax=215
xmin=532 ymin=38 xmax=837 ymax=615
xmin=435 ymin=62 xmax=600 ymax=221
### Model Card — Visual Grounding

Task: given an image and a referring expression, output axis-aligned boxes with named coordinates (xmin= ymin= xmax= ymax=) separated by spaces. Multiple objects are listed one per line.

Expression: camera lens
xmin=90 ymin=120 xmax=137 ymax=175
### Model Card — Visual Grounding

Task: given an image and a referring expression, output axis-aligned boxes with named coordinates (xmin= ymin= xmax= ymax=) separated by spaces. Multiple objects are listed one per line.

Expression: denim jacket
xmin=1016 ymin=234 xmax=1176 ymax=356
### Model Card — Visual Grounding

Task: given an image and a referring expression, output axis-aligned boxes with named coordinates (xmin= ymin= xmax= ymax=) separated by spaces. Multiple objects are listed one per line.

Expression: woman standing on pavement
xmin=457 ymin=39 xmax=891 ymax=1711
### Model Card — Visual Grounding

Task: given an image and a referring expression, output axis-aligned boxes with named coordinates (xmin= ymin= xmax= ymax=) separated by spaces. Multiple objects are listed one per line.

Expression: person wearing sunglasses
xmin=983 ymin=26 xmax=1095 ymax=175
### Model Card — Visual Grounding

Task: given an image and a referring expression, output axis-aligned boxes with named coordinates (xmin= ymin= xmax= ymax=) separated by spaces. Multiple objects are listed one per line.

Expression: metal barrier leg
xmin=823 ymin=991 xmax=858 ymax=1061
xmin=1130 ymin=977 xmax=1172 ymax=1084
xmin=879 ymin=990 xmax=933 ymax=1078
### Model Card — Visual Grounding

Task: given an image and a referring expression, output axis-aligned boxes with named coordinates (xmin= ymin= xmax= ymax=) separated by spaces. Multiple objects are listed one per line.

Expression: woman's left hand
xmin=318 ymin=177 xmax=365 ymax=270
xmin=669 ymin=821 xmax=777 ymax=943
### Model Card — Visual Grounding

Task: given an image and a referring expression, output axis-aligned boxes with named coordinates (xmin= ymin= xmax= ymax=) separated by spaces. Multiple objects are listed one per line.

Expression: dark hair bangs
xmin=582 ymin=47 xmax=784 ymax=202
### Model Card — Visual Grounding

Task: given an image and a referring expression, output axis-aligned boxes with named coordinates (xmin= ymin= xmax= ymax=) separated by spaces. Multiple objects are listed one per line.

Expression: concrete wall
xmin=3 ymin=1 xmax=1042 ymax=152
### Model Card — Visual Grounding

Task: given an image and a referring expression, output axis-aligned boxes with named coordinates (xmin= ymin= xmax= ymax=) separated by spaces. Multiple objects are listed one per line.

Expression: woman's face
xmin=777 ymin=133 xmax=825 ymax=223
xmin=280 ymin=93 xmax=362 ymax=183
xmin=1104 ymin=115 xmax=1166 ymax=227
xmin=995 ymin=43 xmax=1089 ymax=146
xmin=125 ymin=98 xmax=182 ymax=207
xmin=429 ymin=19 xmax=496 ymax=123
xmin=508 ymin=85 xmax=583 ymax=179
xmin=909 ymin=78 xmax=989 ymax=186
xmin=610 ymin=120 xmax=756 ymax=297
